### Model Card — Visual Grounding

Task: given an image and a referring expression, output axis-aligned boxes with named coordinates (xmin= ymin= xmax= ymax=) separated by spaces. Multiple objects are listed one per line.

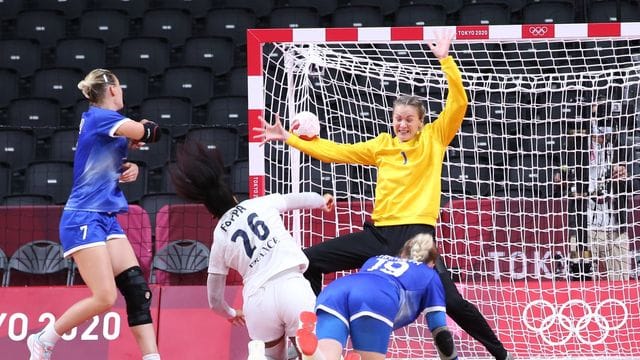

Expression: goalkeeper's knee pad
xmin=115 ymin=266 xmax=153 ymax=326
xmin=433 ymin=326 xmax=458 ymax=360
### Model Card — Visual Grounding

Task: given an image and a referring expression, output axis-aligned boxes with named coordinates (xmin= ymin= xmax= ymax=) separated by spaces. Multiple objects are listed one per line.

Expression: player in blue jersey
xmin=27 ymin=69 xmax=162 ymax=360
xmin=296 ymin=233 xmax=458 ymax=360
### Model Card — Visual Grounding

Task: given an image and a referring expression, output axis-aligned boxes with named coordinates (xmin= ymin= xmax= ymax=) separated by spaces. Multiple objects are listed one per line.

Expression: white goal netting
xmin=256 ymin=28 xmax=640 ymax=359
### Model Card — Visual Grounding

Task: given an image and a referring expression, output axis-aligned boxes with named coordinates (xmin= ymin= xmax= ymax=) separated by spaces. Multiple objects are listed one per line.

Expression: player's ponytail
xmin=400 ymin=233 xmax=438 ymax=265
xmin=78 ymin=68 xmax=115 ymax=103
xmin=170 ymin=141 xmax=237 ymax=218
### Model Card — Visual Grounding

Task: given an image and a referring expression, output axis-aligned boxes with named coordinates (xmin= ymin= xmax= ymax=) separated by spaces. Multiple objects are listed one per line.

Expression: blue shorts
xmin=59 ymin=210 xmax=125 ymax=257
xmin=315 ymin=274 xmax=399 ymax=353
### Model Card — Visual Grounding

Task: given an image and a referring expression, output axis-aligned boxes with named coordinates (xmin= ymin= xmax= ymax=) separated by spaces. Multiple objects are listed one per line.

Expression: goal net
xmin=248 ymin=24 xmax=640 ymax=359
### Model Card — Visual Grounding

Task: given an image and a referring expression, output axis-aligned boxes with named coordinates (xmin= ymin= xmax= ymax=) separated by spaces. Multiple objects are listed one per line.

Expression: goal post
xmin=247 ymin=23 xmax=640 ymax=359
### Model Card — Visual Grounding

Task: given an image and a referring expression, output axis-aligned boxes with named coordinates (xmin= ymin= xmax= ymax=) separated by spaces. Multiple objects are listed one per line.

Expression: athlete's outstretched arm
xmin=207 ymin=273 xmax=245 ymax=326
xmin=279 ymin=192 xmax=334 ymax=212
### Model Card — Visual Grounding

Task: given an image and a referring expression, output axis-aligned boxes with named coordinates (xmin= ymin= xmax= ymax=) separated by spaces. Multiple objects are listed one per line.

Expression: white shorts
xmin=244 ymin=271 xmax=316 ymax=342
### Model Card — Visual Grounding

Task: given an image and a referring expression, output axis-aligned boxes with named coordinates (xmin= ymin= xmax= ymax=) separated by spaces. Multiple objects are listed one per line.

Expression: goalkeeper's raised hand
xmin=254 ymin=114 xmax=291 ymax=145
xmin=427 ymin=30 xmax=454 ymax=60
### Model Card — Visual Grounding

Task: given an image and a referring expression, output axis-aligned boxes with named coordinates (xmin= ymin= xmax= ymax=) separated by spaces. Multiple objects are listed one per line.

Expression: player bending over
xmin=170 ymin=142 xmax=334 ymax=360
xmin=296 ymin=233 xmax=457 ymax=360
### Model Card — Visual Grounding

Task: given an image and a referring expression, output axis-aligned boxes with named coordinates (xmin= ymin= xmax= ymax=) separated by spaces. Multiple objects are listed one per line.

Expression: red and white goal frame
xmin=245 ymin=23 xmax=640 ymax=359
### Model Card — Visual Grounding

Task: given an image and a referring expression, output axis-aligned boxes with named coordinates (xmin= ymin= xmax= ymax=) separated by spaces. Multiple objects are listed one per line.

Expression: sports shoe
xmin=298 ymin=311 xmax=317 ymax=332
xmin=27 ymin=332 xmax=54 ymax=360
xmin=504 ymin=353 xmax=515 ymax=360
xmin=295 ymin=328 xmax=318 ymax=357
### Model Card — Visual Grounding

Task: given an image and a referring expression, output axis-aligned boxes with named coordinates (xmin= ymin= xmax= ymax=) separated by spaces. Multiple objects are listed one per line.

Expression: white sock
xmin=39 ymin=323 xmax=61 ymax=345
xmin=142 ymin=353 xmax=160 ymax=360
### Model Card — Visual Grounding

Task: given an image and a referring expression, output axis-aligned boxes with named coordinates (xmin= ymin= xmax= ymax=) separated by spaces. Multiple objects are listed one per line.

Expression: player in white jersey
xmin=170 ymin=141 xmax=334 ymax=360
xmin=26 ymin=69 xmax=162 ymax=360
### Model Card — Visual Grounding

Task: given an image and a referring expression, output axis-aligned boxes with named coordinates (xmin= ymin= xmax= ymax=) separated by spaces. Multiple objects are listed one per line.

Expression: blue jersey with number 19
xmin=208 ymin=193 xmax=311 ymax=298
xmin=316 ymin=255 xmax=446 ymax=330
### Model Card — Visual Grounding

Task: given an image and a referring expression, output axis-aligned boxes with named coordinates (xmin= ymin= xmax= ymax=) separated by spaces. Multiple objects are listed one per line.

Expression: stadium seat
xmin=141 ymin=8 xmax=192 ymax=48
xmin=118 ymin=37 xmax=171 ymax=77
xmin=182 ymin=36 xmax=234 ymax=76
xmin=301 ymin=159 xmax=350 ymax=198
xmin=588 ymin=0 xmax=640 ymax=22
xmin=110 ymin=67 xmax=149 ymax=109
xmin=24 ymin=161 xmax=74 ymax=204
xmin=267 ymin=7 xmax=321 ymax=28
xmin=97 ymin=0 xmax=149 ymax=19
xmin=140 ymin=192 xmax=186 ymax=234
xmin=452 ymin=42 xmax=499 ymax=70
xmin=458 ymin=3 xmax=510 ymax=25
xmin=54 ymin=37 xmax=107 ymax=74
xmin=521 ymin=0 xmax=575 ymax=24
xmin=15 ymin=10 xmax=67 ymax=49
xmin=218 ymin=0 xmax=275 ymax=17
xmin=3 ymin=240 xmax=73 ymax=287
xmin=126 ymin=128 xmax=171 ymax=170
xmin=79 ymin=9 xmax=130 ymax=48
xmin=30 ymin=0 xmax=89 ymax=19
xmin=231 ymin=159 xmax=249 ymax=199
xmin=399 ymin=0 xmax=463 ymax=14
xmin=0 ymin=39 xmax=41 ymax=79
xmin=6 ymin=97 xmax=60 ymax=139
xmin=204 ymin=8 xmax=258 ymax=47
xmin=2 ymin=194 xmax=53 ymax=205
xmin=0 ymin=163 xmax=10 ymax=200
xmin=441 ymin=157 xmax=491 ymax=197
xmin=206 ymin=96 xmax=248 ymax=129
xmin=282 ymin=0 xmax=338 ymax=16
xmin=393 ymin=4 xmax=447 ymax=26
xmin=330 ymin=5 xmax=384 ymax=27
xmin=154 ymin=0 xmax=212 ymax=18
xmin=506 ymin=154 xmax=557 ymax=198
xmin=184 ymin=126 xmax=239 ymax=167
xmin=160 ymin=66 xmax=214 ymax=107
xmin=140 ymin=96 xmax=193 ymax=138
xmin=31 ymin=67 xmax=84 ymax=109
xmin=120 ymin=162 xmax=147 ymax=204
xmin=159 ymin=162 xmax=178 ymax=193
xmin=0 ymin=69 xmax=19 ymax=110
xmin=221 ymin=66 xmax=247 ymax=97
xmin=347 ymin=0 xmax=400 ymax=15
xmin=150 ymin=239 xmax=210 ymax=285
xmin=0 ymin=129 xmax=37 ymax=171
xmin=0 ymin=0 xmax=24 ymax=21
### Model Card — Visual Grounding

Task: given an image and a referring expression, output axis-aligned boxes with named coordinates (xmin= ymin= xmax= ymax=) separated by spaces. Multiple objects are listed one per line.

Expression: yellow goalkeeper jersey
xmin=285 ymin=56 xmax=467 ymax=227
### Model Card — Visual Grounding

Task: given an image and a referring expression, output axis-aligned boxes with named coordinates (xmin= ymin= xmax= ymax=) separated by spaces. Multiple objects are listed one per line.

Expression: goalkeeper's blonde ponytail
xmin=400 ymin=233 xmax=438 ymax=264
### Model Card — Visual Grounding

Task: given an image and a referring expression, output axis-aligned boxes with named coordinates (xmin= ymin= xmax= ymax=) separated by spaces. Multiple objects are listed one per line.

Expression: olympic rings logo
xmin=521 ymin=299 xmax=628 ymax=345
xmin=528 ymin=26 xmax=549 ymax=37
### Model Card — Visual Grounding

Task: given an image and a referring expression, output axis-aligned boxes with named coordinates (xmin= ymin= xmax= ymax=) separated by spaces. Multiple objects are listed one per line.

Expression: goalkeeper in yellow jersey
xmin=255 ymin=31 xmax=513 ymax=360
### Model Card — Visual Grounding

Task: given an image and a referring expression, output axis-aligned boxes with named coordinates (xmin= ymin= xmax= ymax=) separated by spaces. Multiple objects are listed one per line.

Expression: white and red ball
xmin=292 ymin=111 xmax=320 ymax=140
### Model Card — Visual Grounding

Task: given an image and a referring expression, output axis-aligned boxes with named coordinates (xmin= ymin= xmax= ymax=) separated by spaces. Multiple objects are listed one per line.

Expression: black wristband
xmin=140 ymin=122 xmax=161 ymax=143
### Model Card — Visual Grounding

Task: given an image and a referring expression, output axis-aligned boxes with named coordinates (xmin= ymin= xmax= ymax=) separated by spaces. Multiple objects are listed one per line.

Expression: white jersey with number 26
xmin=208 ymin=193 xmax=324 ymax=297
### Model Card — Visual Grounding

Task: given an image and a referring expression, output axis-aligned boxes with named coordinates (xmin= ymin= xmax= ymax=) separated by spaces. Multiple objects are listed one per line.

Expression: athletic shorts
xmin=59 ymin=210 xmax=126 ymax=257
xmin=243 ymin=270 xmax=316 ymax=342
xmin=316 ymin=274 xmax=400 ymax=329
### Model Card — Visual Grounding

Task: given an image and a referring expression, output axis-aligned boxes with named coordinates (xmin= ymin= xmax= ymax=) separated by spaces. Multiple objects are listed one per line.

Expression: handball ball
xmin=292 ymin=111 xmax=320 ymax=140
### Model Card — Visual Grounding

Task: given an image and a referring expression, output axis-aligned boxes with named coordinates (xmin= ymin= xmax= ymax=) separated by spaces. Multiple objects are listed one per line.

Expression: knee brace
xmin=432 ymin=326 xmax=458 ymax=360
xmin=115 ymin=266 xmax=153 ymax=327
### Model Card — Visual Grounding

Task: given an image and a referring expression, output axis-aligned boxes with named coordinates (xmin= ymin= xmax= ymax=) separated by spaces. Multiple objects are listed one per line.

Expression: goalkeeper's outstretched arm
xmin=426 ymin=30 xmax=468 ymax=145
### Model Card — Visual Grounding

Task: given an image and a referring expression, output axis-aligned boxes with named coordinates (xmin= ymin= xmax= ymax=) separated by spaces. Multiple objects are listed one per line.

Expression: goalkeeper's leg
xmin=435 ymin=256 xmax=510 ymax=360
